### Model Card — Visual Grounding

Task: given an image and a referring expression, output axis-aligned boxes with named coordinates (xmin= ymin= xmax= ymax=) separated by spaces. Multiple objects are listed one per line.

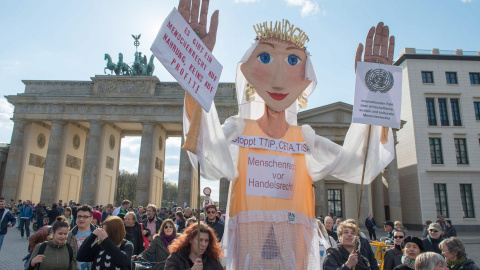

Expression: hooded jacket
xmin=25 ymin=240 xmax=76 ymax=270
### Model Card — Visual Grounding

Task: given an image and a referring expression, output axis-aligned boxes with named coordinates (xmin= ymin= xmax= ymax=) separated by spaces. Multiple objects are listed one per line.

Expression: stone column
xmin=219 ymin=177 xmax=229 ymax=210
xmin=80 ymin=121 xmax=104 ymax=206
xmin=372 ymin=174 xmax=386 ymax=224
xmin=387 ymin=155 xmax=402 ymax=222
xmin=40 ymin=121 xmax=65 ymax=203
xmin=314 ymin=180 xmax=326 ymax=216
xmin=136 ymin=123 xmax=154 ymax=207
xmin=1 ymin=120 xmax=26 ymax=200
xmin=356 ymin=184 xmax=370 ymax=226
xmin=177 ymin=136 xmax=192 ymax=207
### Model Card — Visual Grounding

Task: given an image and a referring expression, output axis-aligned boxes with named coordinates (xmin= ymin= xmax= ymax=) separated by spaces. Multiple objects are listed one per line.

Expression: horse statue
xmin=147 ymin=55 xmax=155 ymax=76
xmin=132 ymin=51 xmax=147 ymax=76
xmin=116 ymin=53 xmax=131 ymax=75
xmin=104 ymin=54 xmax=117 ymax=75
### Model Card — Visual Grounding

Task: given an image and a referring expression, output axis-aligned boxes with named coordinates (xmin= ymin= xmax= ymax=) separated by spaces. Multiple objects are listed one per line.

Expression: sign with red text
xmin=353 ymin=62 xmax=402 ymax=129
xmin=151 ymin=8 xmax=222 ymax=112
xmin=246 ymin=153 xmax=295 ymax=200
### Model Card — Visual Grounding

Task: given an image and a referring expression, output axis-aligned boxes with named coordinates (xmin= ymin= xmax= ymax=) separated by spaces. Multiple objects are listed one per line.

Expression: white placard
xmin=231 ymin=135 xmax=311 ymax=155
xmin=246 ymin=153 xmax=295 ymax=200
xmin=151 ymin=8 xmax=222 ymax=112
xmin=352 ymin=62 xmax=402 ymax=129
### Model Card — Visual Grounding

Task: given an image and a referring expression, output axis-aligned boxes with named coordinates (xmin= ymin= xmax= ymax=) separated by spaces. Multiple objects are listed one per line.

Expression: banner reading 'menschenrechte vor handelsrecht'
xmin=151 ymin=7 xmax=222 ymax=112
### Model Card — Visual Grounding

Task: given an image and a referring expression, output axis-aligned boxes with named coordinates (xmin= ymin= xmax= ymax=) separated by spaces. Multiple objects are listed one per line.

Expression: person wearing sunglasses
xmin=205 ymin=205 xmax=224 ymax=242
xmin=384 ymin=230 xmax=406 ymax=270
xmin=135 ymin=219 xmax=178 ymax=270
xmin=422 ymin=223 xmax=444 ymax=254
xmin=394 ymin=236 xmax=424 ymax=270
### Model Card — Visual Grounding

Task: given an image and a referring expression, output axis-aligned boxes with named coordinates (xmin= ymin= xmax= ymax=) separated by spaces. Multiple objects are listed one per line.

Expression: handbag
xmin=140 ymin=223 xmax=150 ymax=250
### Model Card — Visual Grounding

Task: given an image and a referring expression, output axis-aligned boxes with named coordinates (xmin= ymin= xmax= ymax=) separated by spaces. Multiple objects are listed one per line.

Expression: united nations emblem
xmin=365 ymin=69 xmax=394 ymax=93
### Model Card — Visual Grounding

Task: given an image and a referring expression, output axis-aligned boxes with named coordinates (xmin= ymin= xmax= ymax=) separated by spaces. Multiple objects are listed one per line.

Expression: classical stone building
xmin=395 ymin=48 xmax=480 ymax=231
xmin=2 ymin=75 xmax=402 ymax=225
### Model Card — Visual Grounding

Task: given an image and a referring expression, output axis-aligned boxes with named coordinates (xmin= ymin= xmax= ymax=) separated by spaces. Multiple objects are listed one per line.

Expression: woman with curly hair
xmin=164 ymin=223 xmax=223 ymax=270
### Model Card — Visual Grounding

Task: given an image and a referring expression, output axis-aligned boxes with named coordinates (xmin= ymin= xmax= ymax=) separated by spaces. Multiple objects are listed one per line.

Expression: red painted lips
xmin=267 ymin=91 xmax=288 ymax=101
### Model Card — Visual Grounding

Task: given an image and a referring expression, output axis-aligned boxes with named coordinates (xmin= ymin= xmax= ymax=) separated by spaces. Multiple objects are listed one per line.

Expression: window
xmin=470 ymin=73 xmax=480 ymax=85
xmin=446 ymin=72 xmax=458 ymax=84
xmin=429 ymin=138 xmax=443 ymax=164
xmin=438 ymin=99 xmax=449 ymax=126
xmin=454 ymin=138 xmax=469 ymax=164
xmin=434 ymin=184 xmax=449 ymax=218
xmin=460 ymin=184 xmax=475 ymax=218
xmin=475 ymin=102 xmax=480 ymax=120
xmin=426 ymin=98 xmax=437 ymax=126
xmin=422 ymin=71 xmax=434 ymax=83
xmin=328 ymin=189 xmax=343 ymax=217
xmin=450 ymin=99 xmax=462 ymax=126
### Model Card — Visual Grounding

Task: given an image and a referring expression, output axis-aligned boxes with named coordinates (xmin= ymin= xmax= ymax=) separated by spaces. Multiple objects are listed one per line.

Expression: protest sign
xmin=352 ymin=62 xmax=402 ymax=129
xmin=151 ymin=8 xmax=222 ymax=112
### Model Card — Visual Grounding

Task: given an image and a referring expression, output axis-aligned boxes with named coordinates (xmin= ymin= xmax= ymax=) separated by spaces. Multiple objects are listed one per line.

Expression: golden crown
xmin=253 ymin=19 xmax=309 ymax=49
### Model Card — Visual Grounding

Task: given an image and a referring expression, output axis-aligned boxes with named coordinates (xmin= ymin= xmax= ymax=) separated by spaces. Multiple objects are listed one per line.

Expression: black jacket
xmin=393 ymin=265 xmax=412 ymax=270
xmin=139 ymin=235 xmax=177 ymax=270
xmin=47 ymin=209 xmax=60 ymax=225
xmin=327 ymin=229 xmax=339 ymax=242
xmin=76 ymin=233 xmax=133 ymax=270
xmin=206 ymin=217 xmax=224 ymax=242
xmin=164 ymin=252 xmax=223 ymax=270
xmin=458 ymin=259 xmax=480 ymax=270
xmin=422 ymin=236 xmax=443 ymax=254
xmin=142 ymin=217 xmax=163 ymax=238
xmin=445 ymin=226 xmax=457 ymax=238
xmin=383 ymin=246 xmax=403 ymax=270
xmin=365 ymin=217 xmax=376 ymax=231
xmin=125 ymin=222 xmax=149 ymax=255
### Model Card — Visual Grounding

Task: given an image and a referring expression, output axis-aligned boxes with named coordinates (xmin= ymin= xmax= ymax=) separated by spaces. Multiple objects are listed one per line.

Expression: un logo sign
xmin=365 ymin=69 xmax=394 ymax=93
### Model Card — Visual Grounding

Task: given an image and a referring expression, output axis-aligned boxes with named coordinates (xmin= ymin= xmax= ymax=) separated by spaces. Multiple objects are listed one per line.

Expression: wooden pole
xmin=197 ymin=161 xmax=201 ymax=258
xmin=354 ymin=125 xmax=372 ymax=254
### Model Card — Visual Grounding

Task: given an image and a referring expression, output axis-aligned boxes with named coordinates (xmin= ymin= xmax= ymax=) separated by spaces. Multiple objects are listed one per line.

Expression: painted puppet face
xmin=241 ymin=38 xmax=311 ymax=112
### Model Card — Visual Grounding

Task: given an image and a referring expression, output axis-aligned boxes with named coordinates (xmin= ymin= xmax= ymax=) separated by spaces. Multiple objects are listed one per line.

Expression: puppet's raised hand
xmin=355 ymin=22 xmax=395 ymax=72
xmin=355 ymin=22 xmax=395 ymax=144
xmin=178 ymin=0 xmax=219 ymax=52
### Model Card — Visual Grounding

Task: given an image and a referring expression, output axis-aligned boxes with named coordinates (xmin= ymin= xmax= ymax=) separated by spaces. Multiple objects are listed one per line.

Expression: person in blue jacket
xmin=0 ymin=199 xmax=17 ymax=252
xmin=19 ymin=200 xmax=34 ymax=239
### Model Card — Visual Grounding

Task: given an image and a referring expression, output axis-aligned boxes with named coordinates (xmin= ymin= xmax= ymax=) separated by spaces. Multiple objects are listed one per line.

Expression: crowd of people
xmin=1 ymin=199 xmax=478 ymax=270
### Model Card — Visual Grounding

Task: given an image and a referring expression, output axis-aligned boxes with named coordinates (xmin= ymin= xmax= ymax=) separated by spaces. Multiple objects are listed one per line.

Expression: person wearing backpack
xmin=26 ymin=218 xmax=76 ymax=270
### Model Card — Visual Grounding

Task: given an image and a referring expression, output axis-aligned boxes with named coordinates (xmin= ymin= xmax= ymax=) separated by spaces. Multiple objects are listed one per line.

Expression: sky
xmin=0 ymin=0 xmax=478 ymax=202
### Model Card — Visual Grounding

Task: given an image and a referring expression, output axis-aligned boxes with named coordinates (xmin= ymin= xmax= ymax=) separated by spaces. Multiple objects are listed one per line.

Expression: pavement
xmin=1 ymin=225 xmax=479 ymax=269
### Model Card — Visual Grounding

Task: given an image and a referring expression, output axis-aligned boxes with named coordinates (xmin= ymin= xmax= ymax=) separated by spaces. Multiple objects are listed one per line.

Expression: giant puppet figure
xmin=177 ymin=0 xmax=396 ymax=268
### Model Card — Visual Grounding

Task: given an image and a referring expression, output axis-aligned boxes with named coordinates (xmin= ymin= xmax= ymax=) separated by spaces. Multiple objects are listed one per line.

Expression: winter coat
xmin=0 ymin=208 xmax=16 ymax=235
xmin=20 ymin=205 xmax=34 ymax=219
xmin=164 ymin=252 xmax=223 ymax=270
xmin=365 ymin=217 xmax=377 ymax=231
xmin=142 ymin=217 xmax=163 ymax=238
xmin=47 ymin=209 xmax=60 ymax=225
xmin=125 ymin=222 xmax=148 ymax=255
xmin=139 ymin=235 xmax=178 ymax=270
xmin=76 ymin=233 xmax=133 ymax=270
xmin=445 ymin=226 xmax=457 ymax=238
xmin=383 ymin=246 xmax=403 ymax=270
xmin=458 ymin=259 xmax=480 ymax=270
xmin=66 ymin=223 xmax=97 ymax=257
xmin=393 ymin=265 xmax=413 ymax=270
xmin=422 ymin=236 xmax=443 ymax=254
xmin=25 ymin=240 xmax=76 ymax=270
xmin=206 ymin=217 xmax=224 ymax=242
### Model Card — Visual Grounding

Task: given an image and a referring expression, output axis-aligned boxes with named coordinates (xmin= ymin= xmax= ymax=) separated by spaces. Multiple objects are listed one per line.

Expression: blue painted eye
xmin=285 ymin=54 xmax=301 ymax=66
xmin=257 ymin=52 xmax=271 ymax=64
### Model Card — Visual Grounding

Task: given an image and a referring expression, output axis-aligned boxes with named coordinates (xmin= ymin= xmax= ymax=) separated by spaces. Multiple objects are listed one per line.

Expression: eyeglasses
xmin=77 ymin=215 xmax=91 ymax=219
xmin=164 ymin=225 xmax=173 ymax=229
xmin=207 ymin=211 xmax=216 ymax=214
xmin=429 ymin=229 xmax=439 ymax=233
xmin=394 ymin=236 xmax=404 ymax=239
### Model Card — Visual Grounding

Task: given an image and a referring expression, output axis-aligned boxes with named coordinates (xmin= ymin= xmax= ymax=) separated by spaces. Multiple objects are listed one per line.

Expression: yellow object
xmin=298 ymin=91 xmax=308 ymax=109
xmin=245 ymin=83 xmax=256 ymax=102
xmin=253 ymin=19 xmax=309 ymax=49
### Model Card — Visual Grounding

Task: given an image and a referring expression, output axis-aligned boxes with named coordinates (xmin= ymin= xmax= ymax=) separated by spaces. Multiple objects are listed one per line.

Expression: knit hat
xmin=92 ymin=210 xmax=102 ymax=224
xmin=428 ymin=223 xmax=442 ymax=232
xmin=401 ymin=236 xmax=424 ymax=251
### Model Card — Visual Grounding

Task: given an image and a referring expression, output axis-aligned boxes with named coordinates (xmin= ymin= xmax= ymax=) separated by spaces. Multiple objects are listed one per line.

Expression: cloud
xmin=235 ymin=0 xmax=260 ymax=2
xmin=121 ymin=136 xmax=141 ymax=155
xmin=166 ymin=137 xmax=181 ymax=147
xmin=0 ymin=98 xmax=14 ymax=143
xmin=285 ymin=0 xmax=320 ymax=17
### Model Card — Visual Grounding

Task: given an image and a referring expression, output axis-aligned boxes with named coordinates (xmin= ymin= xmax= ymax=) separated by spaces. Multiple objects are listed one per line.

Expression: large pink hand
xmin=355 ymin=22 xmax=395 ymax=72
xmin=178 ymin=0 xmax=219 ymax=52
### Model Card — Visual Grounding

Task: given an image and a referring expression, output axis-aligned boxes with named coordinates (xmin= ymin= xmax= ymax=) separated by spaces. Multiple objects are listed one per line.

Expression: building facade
xmin=395 ymin=48 xmax=480 ymax=231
